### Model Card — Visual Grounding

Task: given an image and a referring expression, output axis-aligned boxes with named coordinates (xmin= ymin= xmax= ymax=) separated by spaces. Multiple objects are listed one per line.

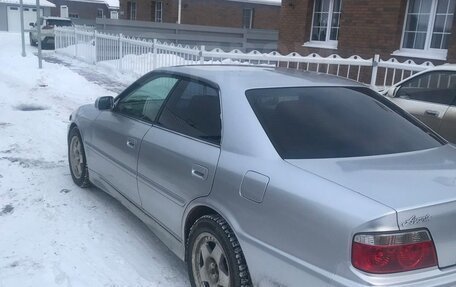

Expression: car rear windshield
xmin=246 ymin=87 xmax=443 ymax=159
xmin=46 ymin=20 xmax=72 ymax=27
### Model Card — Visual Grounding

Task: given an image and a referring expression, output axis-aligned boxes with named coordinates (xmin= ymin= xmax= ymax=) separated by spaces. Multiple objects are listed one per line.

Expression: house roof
xmin=103 ymin=0 xmax=118 ymax=9
xmin=67 ymin=0 xmax=118 ymax=9
xmin=227 ymin=0 xmax=281 ymax=6
xmin=0 ymin=0 xmax=55 ymax=7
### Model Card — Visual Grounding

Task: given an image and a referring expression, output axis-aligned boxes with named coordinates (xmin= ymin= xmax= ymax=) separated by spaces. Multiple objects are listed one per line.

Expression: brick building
xmin=279 ymin=0 xmax=456 ymax=63
xmin=48 ymin=0 xmax=119 ymax=23
xmin=119 ymin=0 xmax=280 ymax=30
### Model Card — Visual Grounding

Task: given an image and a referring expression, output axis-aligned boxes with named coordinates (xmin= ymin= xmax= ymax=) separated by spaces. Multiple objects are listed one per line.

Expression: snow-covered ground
xmin=0 ymin=32 xmax=189 ymax=287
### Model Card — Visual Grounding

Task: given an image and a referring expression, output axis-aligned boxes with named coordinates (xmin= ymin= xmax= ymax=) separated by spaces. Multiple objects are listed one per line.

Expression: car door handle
xmin=191 ymin=164 xmax=208 ymax=181
xmin=126 ymin=138 xmax=136 ymax=149
xmin=425 ymin=110 xmax=440 ymax=117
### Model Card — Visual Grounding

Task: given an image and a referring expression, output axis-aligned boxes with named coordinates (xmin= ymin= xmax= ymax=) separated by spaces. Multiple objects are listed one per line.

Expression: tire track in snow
xmin=41 ymin=54 xmax=128 ymax=94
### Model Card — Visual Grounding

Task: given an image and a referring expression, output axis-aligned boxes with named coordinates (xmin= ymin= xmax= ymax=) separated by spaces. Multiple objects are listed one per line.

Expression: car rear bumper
xmin=339 ymin=266 xmax=456 ymax=287
xmin=238 ymin=233 xmax=456 ymax=287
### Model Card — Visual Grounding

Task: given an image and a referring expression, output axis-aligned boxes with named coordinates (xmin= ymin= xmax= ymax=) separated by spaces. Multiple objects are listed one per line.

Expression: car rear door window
xmin=115 ymin=76 xmax=178 ymax=122
xmin=158 ymin=79 xmax=221 ymax=144
xmin=247 ymin=87 xmax=443 ymax=159
xmin=396 ymin=71 xmax=456 ymax=105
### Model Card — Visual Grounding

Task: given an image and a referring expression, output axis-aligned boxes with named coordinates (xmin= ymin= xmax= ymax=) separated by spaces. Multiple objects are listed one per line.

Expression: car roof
xmin=43 ymin=17 xmax=71 ymax=21
xmin=429 ymin=64 xmax=456 ymax=71
xmin=157 ymin=65 xmax=365 ymax=91
xmin=390 ymin=64 xmax=456 ymax=88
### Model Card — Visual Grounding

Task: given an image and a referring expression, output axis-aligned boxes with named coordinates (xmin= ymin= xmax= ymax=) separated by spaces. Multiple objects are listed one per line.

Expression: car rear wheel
xmin=186 ymin=214 xmax=252 ymax=287
xmin=68 ymin=126 xmax=90 ymax=187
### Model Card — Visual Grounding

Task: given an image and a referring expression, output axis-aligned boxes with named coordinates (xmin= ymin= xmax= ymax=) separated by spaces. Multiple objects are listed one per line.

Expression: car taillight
xmin=352 ymin=230 xmax=437 ymax=274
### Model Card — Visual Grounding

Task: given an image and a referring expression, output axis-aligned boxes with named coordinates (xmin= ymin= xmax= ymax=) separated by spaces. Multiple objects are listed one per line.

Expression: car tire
xmin=29 ymin=34 xmax=36 ymax=46
xmin=186 ymin=214 xmax=252 ymax=287
xmin=68 ymin=126 xmax=90 ymax=188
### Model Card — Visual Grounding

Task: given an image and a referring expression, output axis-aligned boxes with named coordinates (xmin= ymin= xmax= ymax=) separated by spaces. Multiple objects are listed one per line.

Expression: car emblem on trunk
xmin=400 ymin=214 xmax=431 ymax=227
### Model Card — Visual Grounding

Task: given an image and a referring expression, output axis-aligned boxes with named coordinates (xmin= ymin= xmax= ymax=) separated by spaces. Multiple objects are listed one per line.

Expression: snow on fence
xmin=55 ymin=27 xmax=435 ymax=89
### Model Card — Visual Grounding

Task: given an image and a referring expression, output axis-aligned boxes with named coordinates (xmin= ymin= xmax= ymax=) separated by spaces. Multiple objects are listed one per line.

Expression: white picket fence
xmin=54 ymin=26 xmax=436 ymax=89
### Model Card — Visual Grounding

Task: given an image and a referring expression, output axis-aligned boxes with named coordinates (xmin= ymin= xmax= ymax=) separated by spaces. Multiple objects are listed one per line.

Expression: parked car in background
xmin=384 ymin=65 xmax=456 ymax=142
xmin=29 ymin=17 xmax=73 ymax=48
xmin=68 ymin=65 xmax=456 ymax=286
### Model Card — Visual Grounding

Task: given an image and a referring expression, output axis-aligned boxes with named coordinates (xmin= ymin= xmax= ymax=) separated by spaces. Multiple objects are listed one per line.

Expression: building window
xmin=401 ymin=0 xmax=455 ymax=55
xmin=97 ymin=8 xmax=104 ymax=18
xmin=127 ymin=1 xmax=137 ymax=20
xmin=310 ymin=0 xmax=342 ymax=43
xmin=305 ymin=0 xmax=342 ymax=49
xmin=69 ymin=13 xmax=79 ymax=18
xmin=152 ymin=1 xmax=163 ymax=22
xmin=243 ymin=8 xmax=254 ymax=29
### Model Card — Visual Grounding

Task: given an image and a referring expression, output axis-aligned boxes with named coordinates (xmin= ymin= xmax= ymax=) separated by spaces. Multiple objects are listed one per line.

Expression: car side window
xmin=158 ymin=79 xmax=221 ymax=145
xmin=396 ymin=71 xmax=456 ymax=105
xmin=115 ymin=76 xmax=178 ymax=122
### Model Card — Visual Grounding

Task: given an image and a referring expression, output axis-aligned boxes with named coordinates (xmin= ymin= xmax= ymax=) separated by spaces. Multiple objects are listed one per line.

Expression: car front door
xmin=439 ymin=94 xmax=456 ymax=143
xmin=137 ymin=78 xmax=221 ymax=238
xmin=392 ymin=71 xmax=456 ymax=133
xmin=87 ymin=75 xmax=179 ymax=206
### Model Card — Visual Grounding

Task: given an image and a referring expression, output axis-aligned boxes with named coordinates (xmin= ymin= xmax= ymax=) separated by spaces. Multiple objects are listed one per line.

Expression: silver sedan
xmin=68 ymin=65 xmax=456 ymax=287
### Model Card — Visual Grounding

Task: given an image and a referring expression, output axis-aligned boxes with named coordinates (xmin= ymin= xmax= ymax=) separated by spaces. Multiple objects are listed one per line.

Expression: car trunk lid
xmin=287 ymin=144 xmax=456 ymax=268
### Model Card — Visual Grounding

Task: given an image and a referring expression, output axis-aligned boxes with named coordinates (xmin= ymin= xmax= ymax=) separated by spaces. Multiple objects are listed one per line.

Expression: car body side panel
xmin=138 ymin=126 xmax=220 ymax=238
xmin=87 ymin=111 xmax=151 ymax=206
xmin=69 ymin=104 xmax=99 ymax=146
xmin=389 ymin=98 xmax=449 ymax=132
xmin=439 ymin=106 xmax=456 ymax=143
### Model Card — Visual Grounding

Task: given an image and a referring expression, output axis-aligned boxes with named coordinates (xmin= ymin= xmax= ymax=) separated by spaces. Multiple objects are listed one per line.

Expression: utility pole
xmin=36 ymin=0 xmax=42 ymax=69
xmin=19 ymin=0 xmax=26 ymax=57
xmin=177 ymin=0 xmax=181 ymax=24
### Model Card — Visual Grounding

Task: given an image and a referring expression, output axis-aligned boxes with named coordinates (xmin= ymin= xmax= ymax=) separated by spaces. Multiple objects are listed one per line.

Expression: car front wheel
xmin=68 ymin=126 xmax=90 ymax=187
xmin=186 ymin=214 xmax=252 ymax=287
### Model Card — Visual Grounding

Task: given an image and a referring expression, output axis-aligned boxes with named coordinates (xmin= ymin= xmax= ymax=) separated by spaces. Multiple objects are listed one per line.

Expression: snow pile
xmin=96 ymin=51 xmax=271 ymax=78
xmin=0 ymin=32 xmax=188 ymax=286
xmin=58 ymin=41 xmax=96 ymax=64
xmin=99 ymin=52 xmax=199 ymax=76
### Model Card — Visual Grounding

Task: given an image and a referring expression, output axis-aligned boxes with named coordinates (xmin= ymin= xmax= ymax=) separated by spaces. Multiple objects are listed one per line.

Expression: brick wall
xmin=447 ymin=15 xmax=456 ymax=63
xmin=181 ymin=0 xmax=279 ymax=29
xmin=278 ymin=0 xmax=456 ymax=64
xmin=337 ymin=0 xmax=406 ymax=59
xmin=120 ymin=0 xmax=280 ymax=29
xmin=120 ymin=0 xmax=178 ymax=21
xmin=49 ymin=0 xmax=110 ymax=20
xmin=278 ymin=0 xmax=314 ymax=54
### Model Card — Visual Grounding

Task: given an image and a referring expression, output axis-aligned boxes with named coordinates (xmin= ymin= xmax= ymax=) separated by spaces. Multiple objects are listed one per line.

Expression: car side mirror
xmin=29 ymin=22 xmax=35 ymax=27
xmin=386 ymin=86 xmax=398 ymax=97
xmin=95 ymin=96 xmax=114 ymax=110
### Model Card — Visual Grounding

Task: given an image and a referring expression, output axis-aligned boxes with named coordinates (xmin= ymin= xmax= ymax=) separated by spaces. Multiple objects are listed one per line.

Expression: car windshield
xmin=46 ymin=19 xmax=72 ymax=27
xmin=246 ymin=87 xmax=444 ymax=159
